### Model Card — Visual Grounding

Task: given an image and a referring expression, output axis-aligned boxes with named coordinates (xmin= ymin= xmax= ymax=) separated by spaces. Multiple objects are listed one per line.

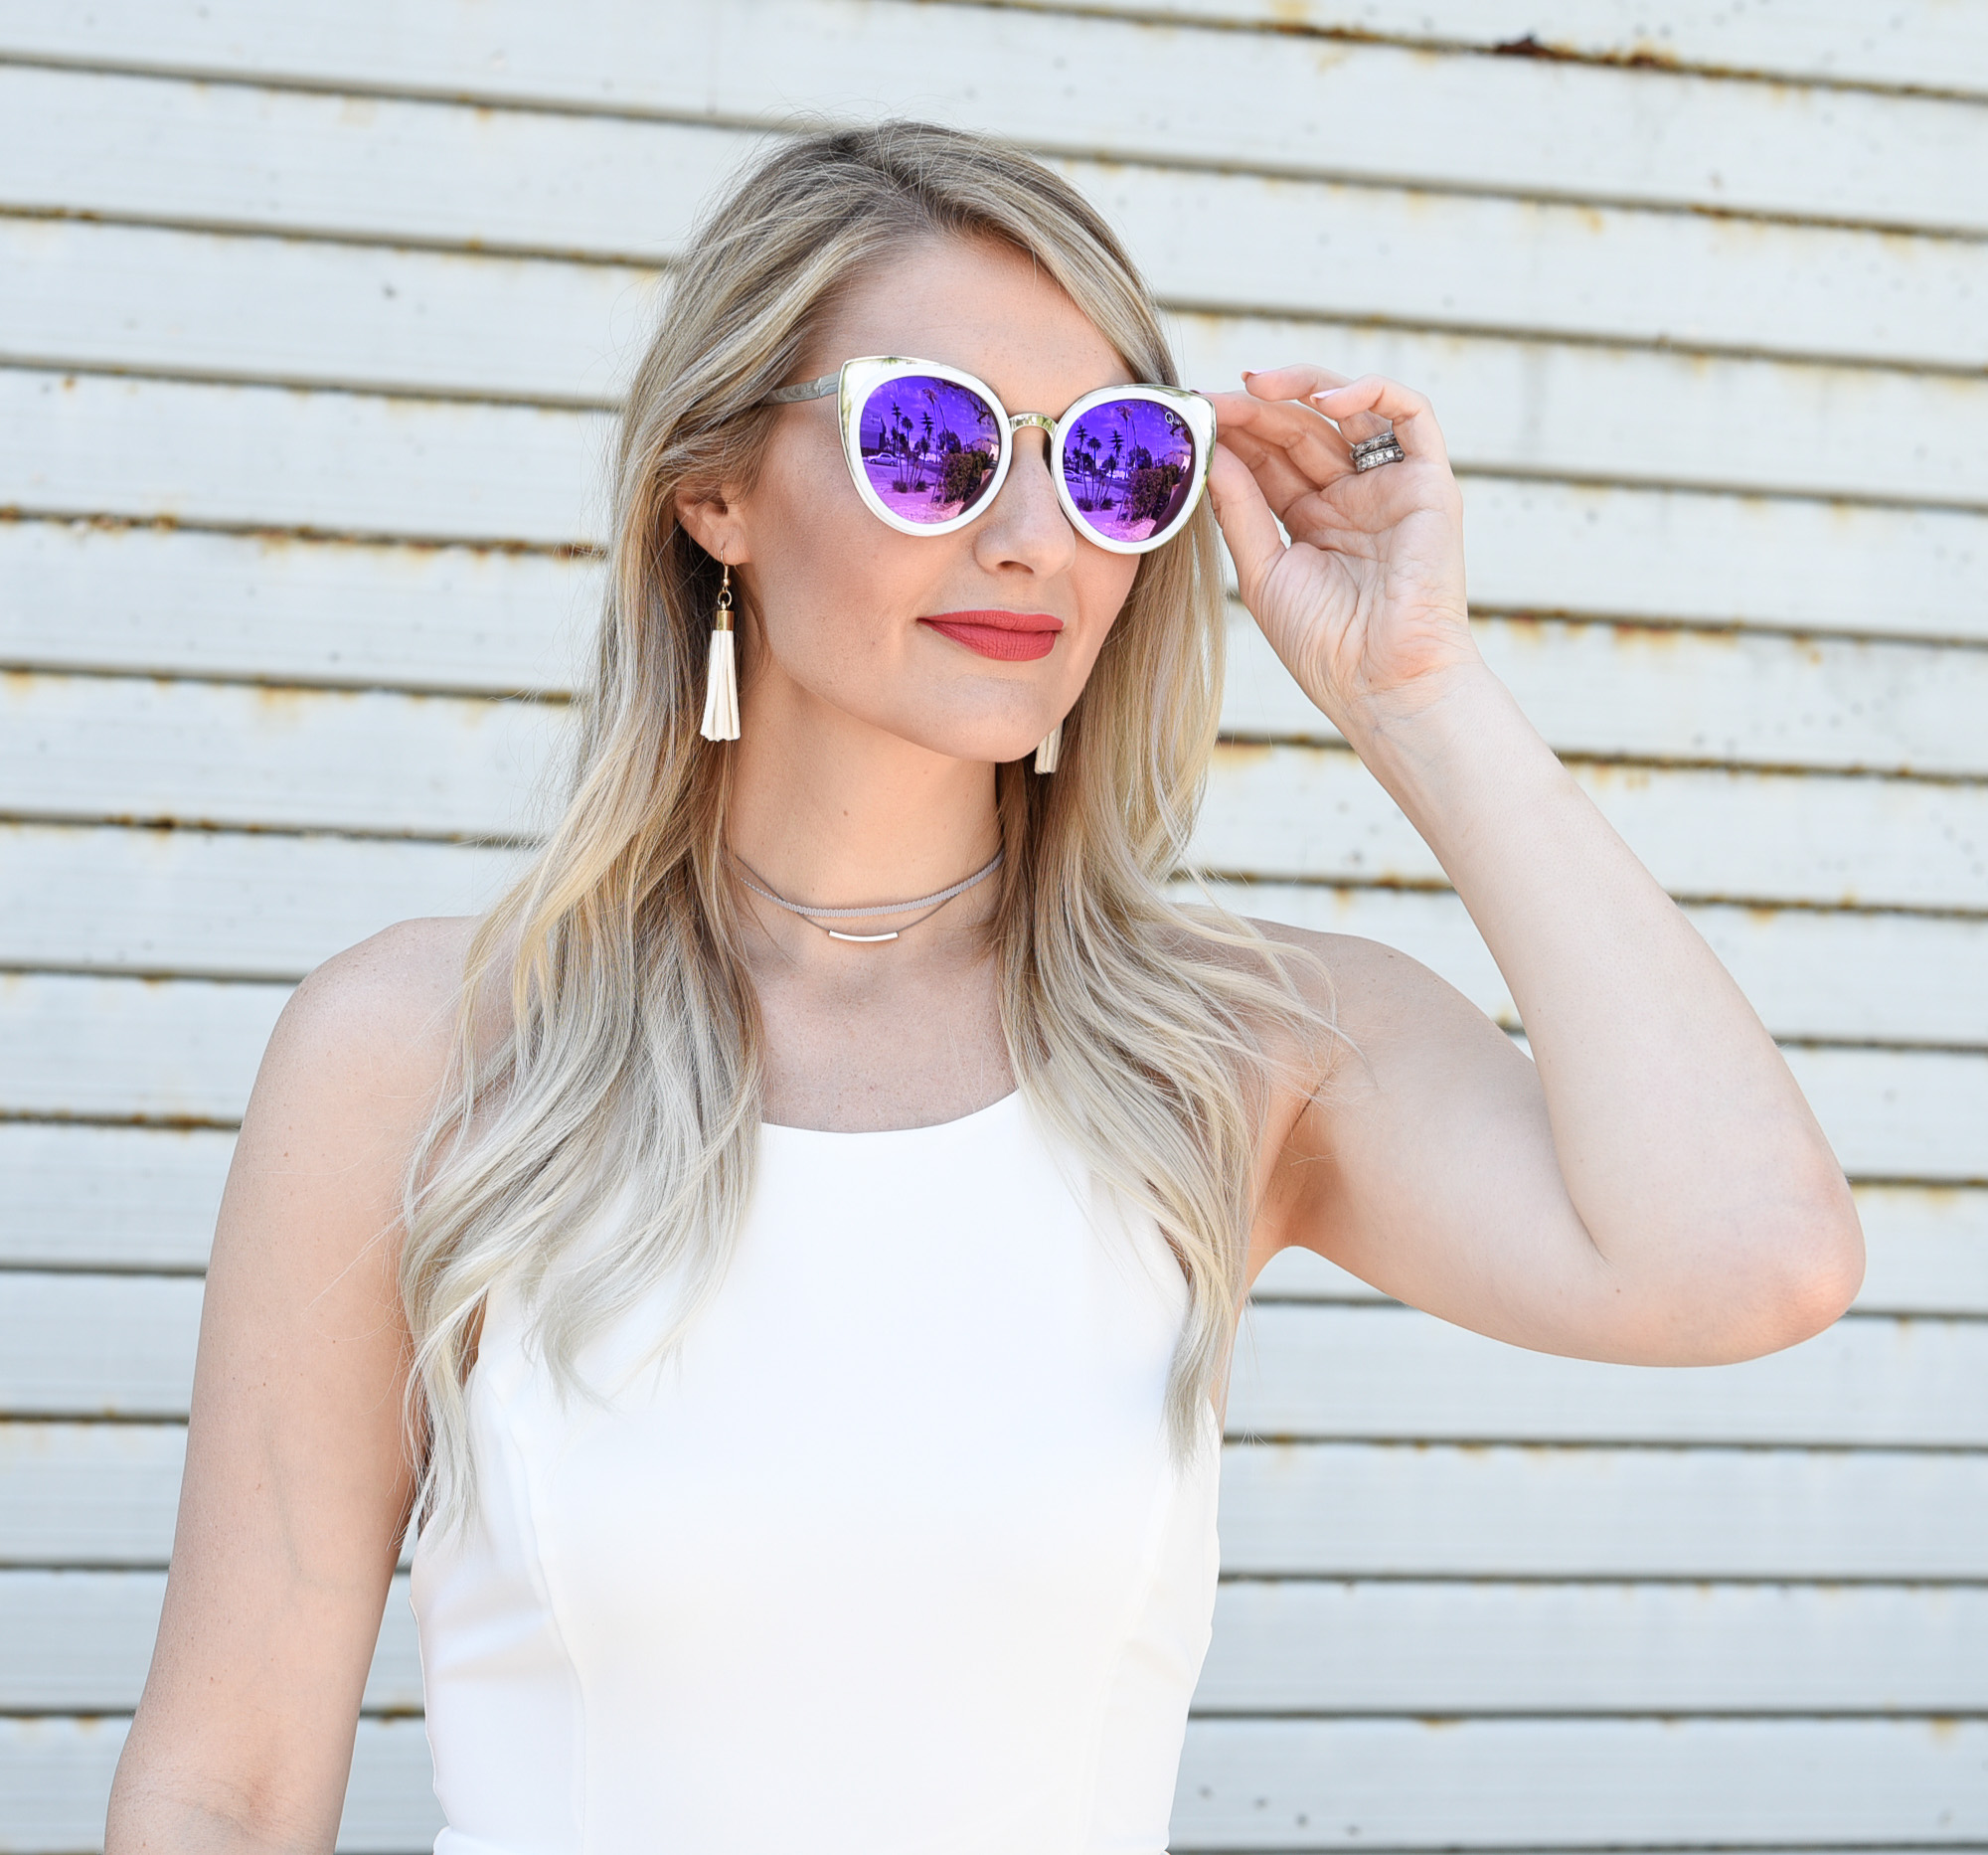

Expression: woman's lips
xmin=919 ymin=609 xmax=1065 ymax=662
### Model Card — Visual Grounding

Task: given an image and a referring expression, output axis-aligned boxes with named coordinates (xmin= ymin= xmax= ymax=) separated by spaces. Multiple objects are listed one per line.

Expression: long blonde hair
xmin=402 ymin=121 xmax=1330 ymax=1525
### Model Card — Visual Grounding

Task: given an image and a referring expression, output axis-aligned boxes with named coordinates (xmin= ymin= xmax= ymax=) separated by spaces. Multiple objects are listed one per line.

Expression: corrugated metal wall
xmin=2 ymin=2 xmax=1984 ymax=1847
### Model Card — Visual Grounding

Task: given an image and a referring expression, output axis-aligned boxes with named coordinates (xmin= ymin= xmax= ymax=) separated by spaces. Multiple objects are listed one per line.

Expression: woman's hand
xmin=1204 ymin=366 xmax=1474 ymax=739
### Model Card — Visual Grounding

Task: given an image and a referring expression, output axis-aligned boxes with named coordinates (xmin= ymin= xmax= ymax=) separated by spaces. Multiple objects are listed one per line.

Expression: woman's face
xmin=695 ymin=237 xmax=1145 ymax=765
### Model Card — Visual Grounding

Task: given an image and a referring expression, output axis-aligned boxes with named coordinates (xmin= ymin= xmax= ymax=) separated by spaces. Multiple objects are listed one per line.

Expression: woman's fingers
xmin=1221 ymin=368 xmax=1453 ymax=475
xmin=1246 ymin=364 xmax=1386 ymax=444
xmin=1206 ymin=388 xmax=1354 ymax=495
xmin=1305 ymin=373 xmax=1451 ymax=469
xmin=1208 ymin=414 xmax=1323 ymax=521
xmin=1206 ymin=440 xmax=1288 ymax=604
xmin=1242 ymin=363 xmax=1352 ymax=401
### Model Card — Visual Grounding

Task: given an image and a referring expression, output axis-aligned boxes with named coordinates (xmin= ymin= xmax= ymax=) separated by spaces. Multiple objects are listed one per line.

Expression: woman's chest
xmin=487 ymin=1095 xmax=1194 ymax=1602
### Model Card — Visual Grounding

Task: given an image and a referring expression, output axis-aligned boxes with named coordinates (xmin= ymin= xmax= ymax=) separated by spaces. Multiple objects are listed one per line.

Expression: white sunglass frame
xmin=763 ymin=355 xmax=1216 ymax=556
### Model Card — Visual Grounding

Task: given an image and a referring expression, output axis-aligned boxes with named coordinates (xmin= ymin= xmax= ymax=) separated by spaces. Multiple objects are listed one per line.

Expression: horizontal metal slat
xmin=0 ymin=825 xmax=523 ymax=985
xmin=1 ymin=69 xmax=1981 ymax=368
xmin=1215 ymin=1437 xmax=1988 ymax=1581
xmin=0 ymin=672 xmax=565 ymax=839
xmin=2 ymin=0 xmax=1982 ymax=233
xmin=13 ymin=217 xmax=1987 ymax=511
xmin=10 ymin=672 xmax=1987 ymax=912
xmin=1252 ymin=1187 xmax=1988 ymax=1318
xmin=1197 ymin=1579 xmax=1988 ymax=1712
xmin=6 ymin=1566 xmax=1980 ymax=1717
xmin=1214 ymin=879 xmax=1988 ymax=1051
xmin=1225 ymin=615 xmax=1988 ymax=778
xmin=0 ymin=974 xmax=290 ymax=1125
xmin=15 ymin=543 xmax=1983 ymax=777
xmin=8 ymin=396 xmax=1985 ymax=643
xmin=1178 ymin=309 xmax=1988 ymax=514
xmin=8 ymin=1270 xmax=1981 ymax=1438
xmin=8 ymin=1422 xmax=1984 ymax=1581
xmin=979 ymin=0 xmax=1988 ymax=99
xmin=7 ymin=1114 xmax=1981 ymax=1313
xmin=1230 ymin=1300 xmax=1988 ymax=1447
xmin=5 ymin=1710 xmax=1984 ymax=1852
xmin=9 ymin=826 xmax=1987 ymax=1049
xmin=0 ymin=1125 xmax=235 ymax=1273
xmin=0 ymin=367 xmax=610 ymax=549
xmin=0 ymin=214 xmax=660 ymax=409
xmin=1199 ymin=742 xmax=1988 ymax=915
xmin=0 ymin=1422 xmax=186 ymax=1568
xmin=0 ymin=520 xmax=593 ymax=695
xmin=1 ymin=971 xmax=1981 ymax=1170
xmin=1172 ymin=1715 xmax=1988 ymax=1846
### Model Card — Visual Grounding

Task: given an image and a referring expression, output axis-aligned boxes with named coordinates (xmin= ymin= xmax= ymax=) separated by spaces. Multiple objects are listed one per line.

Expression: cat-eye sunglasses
xmin=763 ymin=356 xmax=1215 ymax=556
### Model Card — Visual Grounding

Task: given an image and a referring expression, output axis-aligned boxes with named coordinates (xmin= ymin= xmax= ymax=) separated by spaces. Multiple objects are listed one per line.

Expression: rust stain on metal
xmin=1492 ymin=35 xmax=1571 ymax=62
xmin=1899 ymin=1184 xmax=1961 ymax=1214
xmin=1606 ymin=621 xmax=1707 ymax=658
xmin=248 ymin=685 xmax=314 ymax=725
xmin=1576 ymin=761 xmax=1654 ymax=791
xmin=1491 ymin=33 xmax=1683 ymax=74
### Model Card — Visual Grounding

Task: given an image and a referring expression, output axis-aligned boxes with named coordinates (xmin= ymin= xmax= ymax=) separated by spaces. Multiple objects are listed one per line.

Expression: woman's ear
xmin=674 ymin=485 xmax=749 ymax=566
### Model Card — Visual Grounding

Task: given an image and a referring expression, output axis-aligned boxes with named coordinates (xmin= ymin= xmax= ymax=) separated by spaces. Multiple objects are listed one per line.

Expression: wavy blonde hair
xmin=402 ymin=121 xmax=1331 ymax=1526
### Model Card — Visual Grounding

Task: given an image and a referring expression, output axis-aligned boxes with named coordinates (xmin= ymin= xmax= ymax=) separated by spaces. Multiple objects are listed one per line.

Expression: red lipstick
xmin=918 ymin=609 xmax=1065 ymax=662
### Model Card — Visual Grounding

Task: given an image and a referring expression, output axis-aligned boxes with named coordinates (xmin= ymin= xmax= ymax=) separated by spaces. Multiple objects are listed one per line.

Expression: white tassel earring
xmin=1033 ymin=720 xmax=1062 ymax=774
xmin=699 ymin=562 xmax=740 ymax=743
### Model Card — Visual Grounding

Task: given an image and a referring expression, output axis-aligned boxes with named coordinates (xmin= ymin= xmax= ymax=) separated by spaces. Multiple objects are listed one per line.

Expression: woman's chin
xmin=867 ymin=705 xmax=1058 ymax=768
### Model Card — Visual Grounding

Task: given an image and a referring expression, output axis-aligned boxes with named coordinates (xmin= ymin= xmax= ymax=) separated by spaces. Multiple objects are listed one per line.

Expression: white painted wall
xmin=1 ymin=2 xmax=1982 ymax=1846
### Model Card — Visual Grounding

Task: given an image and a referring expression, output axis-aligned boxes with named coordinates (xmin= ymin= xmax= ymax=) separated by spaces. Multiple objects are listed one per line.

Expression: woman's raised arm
xmin=106 ymin=919 xmax=471 ymax=1854
xmin=1213 ymin=367 xmax=1864 ymax=1364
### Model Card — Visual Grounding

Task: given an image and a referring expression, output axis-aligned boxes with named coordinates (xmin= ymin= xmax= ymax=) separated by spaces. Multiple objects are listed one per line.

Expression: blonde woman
xmin=108 ymin=123 xmax=1862 ymax=1854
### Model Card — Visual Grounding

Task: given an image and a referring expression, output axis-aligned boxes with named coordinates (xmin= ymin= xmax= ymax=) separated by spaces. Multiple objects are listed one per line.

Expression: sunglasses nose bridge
xmin=1006 ymin=412 xmax=1057 ymax=436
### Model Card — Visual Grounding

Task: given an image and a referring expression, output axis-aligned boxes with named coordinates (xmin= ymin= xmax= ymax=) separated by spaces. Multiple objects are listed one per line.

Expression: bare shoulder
xmin=1237 ymin=917 xmax=1523 ymax=1136
xmin=1241 ymin=915 xmax=1469 ymax=1037
xmin=225 ymin=915 xmax=500 ymax=1235
xmin=262 ymin=914 xmax=484 ymax=1107
xmin=1162 ymin=903 xmax=1463 ymax=1064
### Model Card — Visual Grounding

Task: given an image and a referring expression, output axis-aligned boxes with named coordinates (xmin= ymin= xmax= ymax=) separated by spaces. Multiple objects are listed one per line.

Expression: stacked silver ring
xmin=1350 ymin=430 xmax=1406 ymax=471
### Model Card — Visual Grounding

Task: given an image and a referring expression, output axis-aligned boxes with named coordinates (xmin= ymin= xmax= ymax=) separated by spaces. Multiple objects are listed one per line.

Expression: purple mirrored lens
xmin=857 ymin=375 xmax=1002 ymax=525
xmin=1060 ymin=398 xmax=1198 ymax=545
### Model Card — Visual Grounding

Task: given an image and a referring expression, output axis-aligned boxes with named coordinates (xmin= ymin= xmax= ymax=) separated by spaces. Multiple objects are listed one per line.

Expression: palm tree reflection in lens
xmin=1066 ymin=399 xmax=1194 ymax=545
xmin=860 ymin=377 xmax=1002 ymax=523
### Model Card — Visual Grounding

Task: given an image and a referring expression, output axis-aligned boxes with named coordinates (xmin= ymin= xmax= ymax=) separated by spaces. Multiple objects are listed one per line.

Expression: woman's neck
xmin=722 ymin=684 xmax=1003 ymax=916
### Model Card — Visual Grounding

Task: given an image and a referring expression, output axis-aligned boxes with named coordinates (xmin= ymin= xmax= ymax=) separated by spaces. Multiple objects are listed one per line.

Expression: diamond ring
xmin=1350 ymin=430 xmax=1406 ymax=471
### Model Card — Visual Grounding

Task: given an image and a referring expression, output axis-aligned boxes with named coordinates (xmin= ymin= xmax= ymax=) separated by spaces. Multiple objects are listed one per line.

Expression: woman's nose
xmin=972 ymin=427 xmax=1077 ymax=574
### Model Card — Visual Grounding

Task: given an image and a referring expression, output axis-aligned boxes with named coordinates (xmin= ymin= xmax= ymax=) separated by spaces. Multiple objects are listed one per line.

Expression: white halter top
xmin=410 ymin=1091 xmax=1222 ymax=1855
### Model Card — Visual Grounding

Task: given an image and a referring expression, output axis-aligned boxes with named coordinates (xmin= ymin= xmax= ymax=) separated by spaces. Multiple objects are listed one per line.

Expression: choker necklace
xmin=727 ymin=847 xmax=1004 ymax=943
